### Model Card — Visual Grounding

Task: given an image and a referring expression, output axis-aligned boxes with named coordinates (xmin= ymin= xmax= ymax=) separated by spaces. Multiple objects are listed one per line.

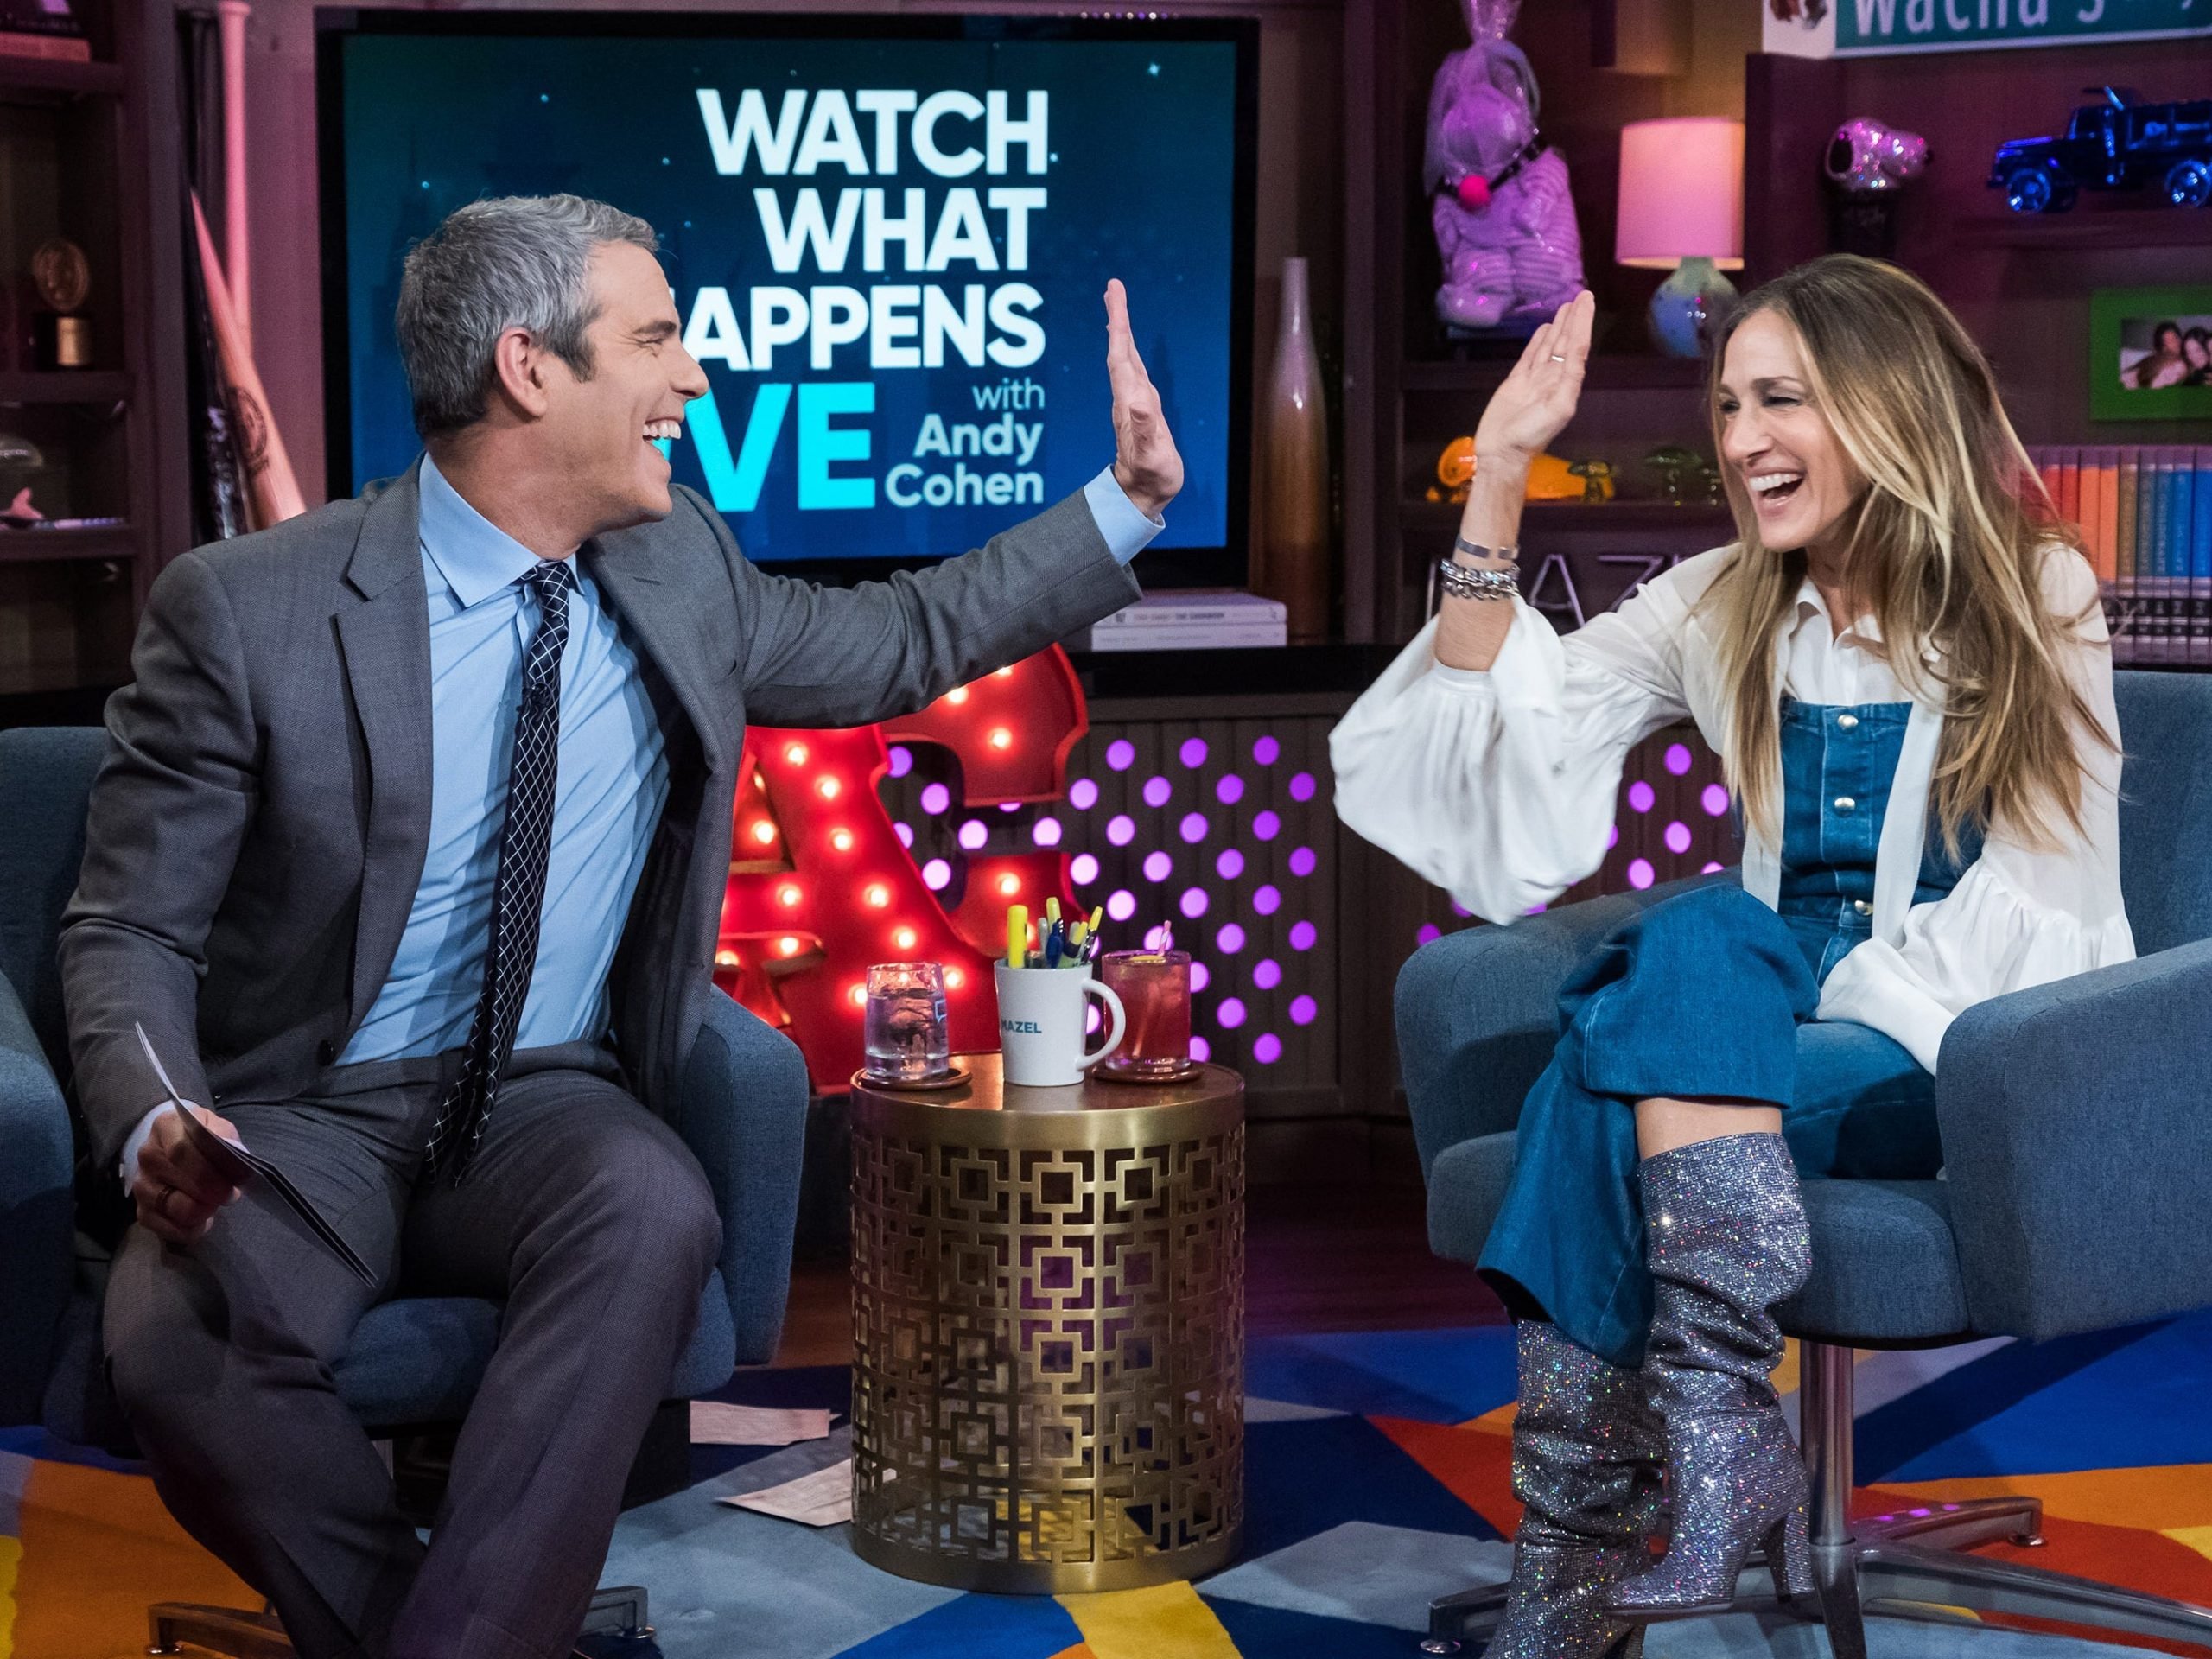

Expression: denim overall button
xmin=1853 ymin=899 xmax=1872 ymax=916
xmin=1835 ymin=713 xmax=1859 ymax=729
xmin=1834 ymin=795 xmax=1856 ymax=813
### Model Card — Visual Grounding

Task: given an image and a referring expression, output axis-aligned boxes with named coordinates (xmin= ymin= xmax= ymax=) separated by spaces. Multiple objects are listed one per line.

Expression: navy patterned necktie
xmin=423 ymin=558 xmax=577 ymax=1182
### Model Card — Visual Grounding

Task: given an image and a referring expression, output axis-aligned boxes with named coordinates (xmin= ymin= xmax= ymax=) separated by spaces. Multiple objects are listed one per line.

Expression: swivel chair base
xmin=1796 ymin=1340 xmax=2212 ymax=1659
xmin=147 ymin=1585 xmax=658 ymax=1658
xmin=1420 ymin=1341 xmax=2212 ymax=1657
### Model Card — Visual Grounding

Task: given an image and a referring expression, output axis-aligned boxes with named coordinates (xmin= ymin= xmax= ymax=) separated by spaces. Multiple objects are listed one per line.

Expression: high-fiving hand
xmin=1104 ymin=279 xmax=1183 ymax=521
xmin=1473 ymin=289 xmax=1596 ymax=474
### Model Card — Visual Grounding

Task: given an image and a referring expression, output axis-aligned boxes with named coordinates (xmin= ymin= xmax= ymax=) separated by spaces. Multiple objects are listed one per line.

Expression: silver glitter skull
xmin=1825 ymin=118 xmax=1929 ymax=194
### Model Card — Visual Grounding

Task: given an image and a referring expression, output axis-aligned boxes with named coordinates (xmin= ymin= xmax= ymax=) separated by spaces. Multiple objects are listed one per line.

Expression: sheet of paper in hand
xmin=135 ymin=1021 xmax=377 ymax=1285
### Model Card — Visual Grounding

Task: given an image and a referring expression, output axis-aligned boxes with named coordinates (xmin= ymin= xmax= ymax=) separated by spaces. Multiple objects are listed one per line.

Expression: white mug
xmin=994 ymin=963 xmax=1126 ymax=1086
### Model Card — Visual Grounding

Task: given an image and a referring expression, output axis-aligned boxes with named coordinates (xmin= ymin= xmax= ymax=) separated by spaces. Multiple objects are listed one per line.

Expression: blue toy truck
xmin=1990 ymin=86 xmax=2212 ymax=213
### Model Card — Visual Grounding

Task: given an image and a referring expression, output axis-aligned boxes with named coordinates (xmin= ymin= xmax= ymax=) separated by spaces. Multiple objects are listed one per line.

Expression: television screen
xmin=317 ymin=11 xmax=1255 ymax=586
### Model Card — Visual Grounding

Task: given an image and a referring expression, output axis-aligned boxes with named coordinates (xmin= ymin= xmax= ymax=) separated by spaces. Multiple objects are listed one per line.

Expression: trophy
xmin=31 ymin=237 xmax=92 ymax=369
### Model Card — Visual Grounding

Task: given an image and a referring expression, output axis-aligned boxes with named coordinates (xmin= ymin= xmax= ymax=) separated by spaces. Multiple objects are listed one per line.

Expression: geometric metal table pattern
xmin=849 ymin=1052 xmax=1246 ymax=1592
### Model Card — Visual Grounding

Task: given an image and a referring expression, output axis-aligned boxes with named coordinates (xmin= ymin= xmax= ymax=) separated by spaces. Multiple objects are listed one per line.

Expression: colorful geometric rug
xmin=5 ymin=1314 xmax=2211 ymax=1657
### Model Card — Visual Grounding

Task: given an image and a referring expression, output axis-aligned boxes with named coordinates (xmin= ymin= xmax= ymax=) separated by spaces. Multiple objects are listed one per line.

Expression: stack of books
xmin=1086 ymin=589 xmax=1287 ymax=652
xmin=0 ymin=0 xmax=91 ymax=61
xmin=2031 ymin=445 xmax=2212 ymax=667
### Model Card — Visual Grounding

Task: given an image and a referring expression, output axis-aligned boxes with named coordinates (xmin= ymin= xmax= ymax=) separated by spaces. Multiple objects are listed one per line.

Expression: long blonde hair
xmin=1700 ymin=255 xmax=2108 ymax=857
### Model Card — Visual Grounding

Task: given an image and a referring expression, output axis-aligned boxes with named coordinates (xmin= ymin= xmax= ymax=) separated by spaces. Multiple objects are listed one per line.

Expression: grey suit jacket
xmin=60 ymin=461 xmax=1141 ymax=1166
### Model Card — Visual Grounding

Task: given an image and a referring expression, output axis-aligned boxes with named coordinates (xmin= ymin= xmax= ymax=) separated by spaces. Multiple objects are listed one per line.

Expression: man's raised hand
xmin=1104 ymin=279 xmax=1183 ymax=520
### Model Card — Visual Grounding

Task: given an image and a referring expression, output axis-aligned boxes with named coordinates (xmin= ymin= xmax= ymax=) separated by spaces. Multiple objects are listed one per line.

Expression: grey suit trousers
xmin=102 ymin=1042 xmax=721 ymax=1659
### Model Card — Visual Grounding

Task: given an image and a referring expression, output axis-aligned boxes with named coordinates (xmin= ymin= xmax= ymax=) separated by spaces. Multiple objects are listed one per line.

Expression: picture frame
xmin=2089 ymin=285 xmax=2212 ymax=422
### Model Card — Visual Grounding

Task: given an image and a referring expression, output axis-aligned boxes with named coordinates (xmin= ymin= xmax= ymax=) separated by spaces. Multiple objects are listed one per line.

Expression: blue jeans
xmin=1475 ymin=884 xmax=1942 ymax=1369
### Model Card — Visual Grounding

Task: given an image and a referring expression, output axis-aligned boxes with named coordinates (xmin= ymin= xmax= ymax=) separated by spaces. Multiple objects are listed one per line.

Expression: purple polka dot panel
xmin=865 ymin=714 xmax=1392 ymax=1096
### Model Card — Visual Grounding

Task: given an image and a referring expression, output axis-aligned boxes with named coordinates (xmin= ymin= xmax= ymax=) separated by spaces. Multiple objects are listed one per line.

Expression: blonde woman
xmin=1332 ymin=255 xmax=2128 ymax=1656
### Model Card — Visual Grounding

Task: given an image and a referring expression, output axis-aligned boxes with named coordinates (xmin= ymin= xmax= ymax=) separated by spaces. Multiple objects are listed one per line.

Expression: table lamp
xmin=1617 ymin=117 xmax=1745 ymax=358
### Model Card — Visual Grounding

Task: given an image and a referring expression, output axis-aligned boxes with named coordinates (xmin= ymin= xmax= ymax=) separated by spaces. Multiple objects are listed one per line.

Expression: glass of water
xmin=862 ymin=961 xmax=950 ymax=1083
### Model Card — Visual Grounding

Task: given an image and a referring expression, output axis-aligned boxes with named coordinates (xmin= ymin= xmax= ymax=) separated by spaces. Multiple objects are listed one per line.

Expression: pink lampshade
xmin=1616 ymin=118 xmax=1745 ymax=270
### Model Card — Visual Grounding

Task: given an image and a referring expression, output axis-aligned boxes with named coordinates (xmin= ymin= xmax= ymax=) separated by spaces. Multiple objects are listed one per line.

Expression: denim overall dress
xmin=1475 ymin=698 xmax=1983 ymax=1369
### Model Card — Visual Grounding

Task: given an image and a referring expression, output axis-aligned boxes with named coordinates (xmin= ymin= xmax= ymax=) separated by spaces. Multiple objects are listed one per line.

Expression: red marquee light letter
xmin=717 ymin=647 xmax=1089 ymax=1086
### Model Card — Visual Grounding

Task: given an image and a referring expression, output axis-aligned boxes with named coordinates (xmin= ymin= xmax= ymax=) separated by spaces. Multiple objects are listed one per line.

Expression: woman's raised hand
xmin=1471 ymin=290 xmax=1596 ymax=474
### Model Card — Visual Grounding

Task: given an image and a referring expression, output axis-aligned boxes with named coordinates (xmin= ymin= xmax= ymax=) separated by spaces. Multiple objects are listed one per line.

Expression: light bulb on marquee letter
xmin=716 ymin=645 xmax=1090 ymax=1085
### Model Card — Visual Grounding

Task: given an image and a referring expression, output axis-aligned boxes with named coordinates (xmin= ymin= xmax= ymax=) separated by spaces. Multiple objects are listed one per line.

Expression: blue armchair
xmin=0 ymin=725 xmax=812 ymax=1645
xmin=1397 ymin=671 xmax=2212 ymax=1657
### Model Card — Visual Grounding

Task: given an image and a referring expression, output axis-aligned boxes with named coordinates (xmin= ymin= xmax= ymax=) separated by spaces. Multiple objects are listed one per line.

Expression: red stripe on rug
xmin=1369 ymin=1415 xmax=1519 ymax=1538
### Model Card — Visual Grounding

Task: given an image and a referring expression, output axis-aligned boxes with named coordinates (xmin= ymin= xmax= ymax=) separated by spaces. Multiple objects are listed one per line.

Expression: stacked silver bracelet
xmin=1437 ymin=537 xmax=1521 ymax=602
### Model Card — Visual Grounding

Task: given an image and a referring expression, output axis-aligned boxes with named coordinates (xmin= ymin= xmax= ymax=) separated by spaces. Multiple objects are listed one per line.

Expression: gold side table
xmin=849 ymin=1052 xmax=1245 ymax=1593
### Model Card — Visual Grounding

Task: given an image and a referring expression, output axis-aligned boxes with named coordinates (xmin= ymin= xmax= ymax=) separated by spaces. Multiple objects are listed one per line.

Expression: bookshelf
xmin=1344 ymin=11 xmax=2212 ymax=660
xmin=0 ymin=0 xmax=188 ymax=700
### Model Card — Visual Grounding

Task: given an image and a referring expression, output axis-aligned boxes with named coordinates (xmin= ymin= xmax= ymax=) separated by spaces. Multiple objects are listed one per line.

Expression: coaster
xmin=852 ymin=1061 xmax=970 ymax=1092
xmin=1096 ymin=1060 xmax=1203 ymax=1084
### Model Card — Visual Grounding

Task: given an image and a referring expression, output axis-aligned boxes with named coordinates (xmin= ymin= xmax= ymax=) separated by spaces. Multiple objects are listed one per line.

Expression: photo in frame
xmin=2089 ymin=285 xmax=2212 ymax=422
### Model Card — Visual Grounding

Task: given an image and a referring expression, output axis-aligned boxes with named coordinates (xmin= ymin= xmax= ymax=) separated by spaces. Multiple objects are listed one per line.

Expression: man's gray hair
xmin=396 ymin=194 xmax=659 ymax=439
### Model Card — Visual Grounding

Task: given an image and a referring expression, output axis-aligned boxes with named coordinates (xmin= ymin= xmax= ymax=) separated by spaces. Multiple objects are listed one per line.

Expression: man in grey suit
xmin=61 ymin=195 xmax=1183 ymax=1659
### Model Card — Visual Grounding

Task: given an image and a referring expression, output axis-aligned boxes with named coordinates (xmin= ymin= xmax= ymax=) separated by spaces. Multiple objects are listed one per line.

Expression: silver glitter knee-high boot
xmin=1487 ymin=1320 xmax=1666 ymax=1658
xmin=1609 ymin=1132 xmax=1817 ymax=1620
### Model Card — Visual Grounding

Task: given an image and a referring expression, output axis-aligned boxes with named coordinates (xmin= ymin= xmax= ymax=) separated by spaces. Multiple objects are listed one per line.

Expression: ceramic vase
xmin=1648 ymin=255 xmax=1740 ymax=359
xmin=1260 ymin=257 xmax=1331 ymax=642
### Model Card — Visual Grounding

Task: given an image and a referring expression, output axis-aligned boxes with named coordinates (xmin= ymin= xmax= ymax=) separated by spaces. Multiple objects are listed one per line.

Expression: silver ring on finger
xmin=157 ymin=1183 xmax=181 ymax=1222
xmin=1549 ymin=353 xmax=1567 ymax=362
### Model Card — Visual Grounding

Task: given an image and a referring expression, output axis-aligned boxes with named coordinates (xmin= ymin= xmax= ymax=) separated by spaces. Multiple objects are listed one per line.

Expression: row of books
xmin=2031 ymin=446 xmax=2212 ymax=667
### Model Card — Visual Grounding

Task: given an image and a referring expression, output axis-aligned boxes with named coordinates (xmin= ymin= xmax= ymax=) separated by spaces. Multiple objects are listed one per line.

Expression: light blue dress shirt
xmin=121 ymin=457 xmax=1160 ymax=1176
xmin=339 ymin=455 xmax=673 ymax=1064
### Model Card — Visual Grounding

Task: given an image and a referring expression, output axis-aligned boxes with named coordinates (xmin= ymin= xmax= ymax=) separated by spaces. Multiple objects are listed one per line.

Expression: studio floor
xmin=5 ymin=1189 xmax=2211 ymax=1659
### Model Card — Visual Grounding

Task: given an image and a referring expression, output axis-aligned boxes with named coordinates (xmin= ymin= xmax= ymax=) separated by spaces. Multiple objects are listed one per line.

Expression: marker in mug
xmin=1006 ymin=903 xmax=1029 ymax=969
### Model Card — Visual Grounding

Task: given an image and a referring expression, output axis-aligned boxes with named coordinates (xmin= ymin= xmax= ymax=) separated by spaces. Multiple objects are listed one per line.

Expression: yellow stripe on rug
xmin=1057 ymin=1580 xmax=1240 ymax=1659
xmin=1 ymin=1534 xmax=21 ymax=1659
xmin=1876 ymin=1464 xmax=2212 ymax=1533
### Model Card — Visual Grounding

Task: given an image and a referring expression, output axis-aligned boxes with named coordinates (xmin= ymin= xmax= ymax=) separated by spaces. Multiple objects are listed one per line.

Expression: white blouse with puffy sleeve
xmin=1329 ymin=544 xmax=2133 ymax=1072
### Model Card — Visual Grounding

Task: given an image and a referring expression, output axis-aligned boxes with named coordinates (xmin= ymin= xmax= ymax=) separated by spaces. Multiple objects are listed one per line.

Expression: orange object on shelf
xmin=1429 ymin=441 xmax=1613 ymax=505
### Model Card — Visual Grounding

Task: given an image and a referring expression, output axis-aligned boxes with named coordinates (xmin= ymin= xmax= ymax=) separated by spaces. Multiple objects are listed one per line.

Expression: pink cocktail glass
xmin=1098 ymin=950 xmax=1192 ymax=1080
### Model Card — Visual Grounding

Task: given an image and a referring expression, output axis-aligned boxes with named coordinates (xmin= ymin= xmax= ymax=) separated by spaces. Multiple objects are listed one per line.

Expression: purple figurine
xmin=1425 ymin=0 xmax=1585 ymax=332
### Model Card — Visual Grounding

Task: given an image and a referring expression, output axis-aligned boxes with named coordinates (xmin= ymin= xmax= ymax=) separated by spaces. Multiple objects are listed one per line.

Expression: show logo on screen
xmin=321 ymin=17 xmax=1255 ymax=581
xmin=680 ymin=86 xmax=1055 ymax=521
